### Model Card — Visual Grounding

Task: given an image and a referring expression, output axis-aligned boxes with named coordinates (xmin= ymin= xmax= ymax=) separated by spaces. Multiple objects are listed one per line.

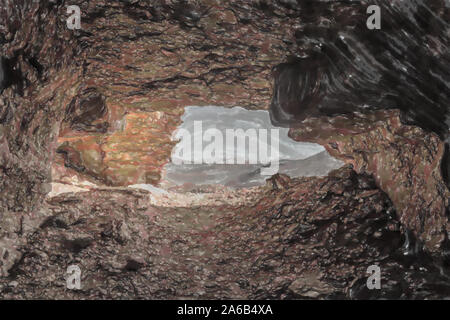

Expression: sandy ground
xmin=48 ymin=181 xmax=264 ymax=208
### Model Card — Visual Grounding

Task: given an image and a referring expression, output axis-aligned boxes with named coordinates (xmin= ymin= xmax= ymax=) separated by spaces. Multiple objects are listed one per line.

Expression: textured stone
xmin=289 ymin=110 xmax=450 ymax=253
xmin=51 ymin=0 xmax=303 ymax=186
xmin=3 ymin=166 xmax=444 ymax=299
xmin=1 ymin=0 xmax=449 ymax=300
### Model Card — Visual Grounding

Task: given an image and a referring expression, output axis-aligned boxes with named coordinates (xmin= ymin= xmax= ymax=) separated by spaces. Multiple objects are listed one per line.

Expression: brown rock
xmin=289 ymin=110 xmax=450 ymax=253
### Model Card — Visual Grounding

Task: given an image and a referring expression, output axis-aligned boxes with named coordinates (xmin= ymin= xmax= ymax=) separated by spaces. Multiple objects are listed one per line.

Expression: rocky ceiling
xmin=0 ymin=0 xmax=449 ymax=299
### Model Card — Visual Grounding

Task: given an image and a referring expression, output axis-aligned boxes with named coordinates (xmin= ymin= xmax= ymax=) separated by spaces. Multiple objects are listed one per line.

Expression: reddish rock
xmin=1 ymin=0 xmax=449 ymax=300
xmin=289 ymin=110 xmax=450 ymax=253
xmin=0 ymin=167 xmax=427 ymax=299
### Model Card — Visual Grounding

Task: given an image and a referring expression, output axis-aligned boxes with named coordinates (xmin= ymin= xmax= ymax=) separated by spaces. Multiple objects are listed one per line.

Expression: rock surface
xmin=3 ymin=167 xmax=450 ymax=299
xmin=0 ymin=0 xmax=450 ymax=300
xmin=52 ymin=0 xmax=306 ymax=187
xmin=290 ymin=110 xmax=450 ymax=253
xmin=268 ymin=0 xmax=450 ymax=138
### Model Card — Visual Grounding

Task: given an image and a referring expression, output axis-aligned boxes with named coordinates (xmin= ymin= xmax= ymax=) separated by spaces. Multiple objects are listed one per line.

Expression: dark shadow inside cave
xmin=269 ymin=0 xmax=450 ymax=139
xmin=0 ymin=56 xmax=23 ymax=94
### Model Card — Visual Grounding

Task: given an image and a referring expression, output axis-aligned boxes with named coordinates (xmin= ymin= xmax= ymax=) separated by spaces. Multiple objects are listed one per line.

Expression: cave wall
xmin=0 ymin=0 xmax=330 ymax=277
xmin=3 ymin=0 xmax=447 ymax=213
xmin=0 ymin=0 xmax=85 ymax=274
xmin=0 ymin=0 xmax=307 ymax=220
xmin=0 ymin=0 xmax=449 ymax=287
xmin=0 ymin=166 xmax=437 ymax=299
xmin=51 ymin=0 xmax=309 ymax=187
xmin=0 ymin=0 xmax=83 ymax=216
xmin=269 ymin=0 xmax=450 ymax=137
xmin=290 ymin=110 xmax=450 ymax=253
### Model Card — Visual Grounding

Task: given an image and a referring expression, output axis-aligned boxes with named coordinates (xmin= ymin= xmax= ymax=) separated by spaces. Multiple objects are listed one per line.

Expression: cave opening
xmin=158 ymin=106 xmax=344 ymax=189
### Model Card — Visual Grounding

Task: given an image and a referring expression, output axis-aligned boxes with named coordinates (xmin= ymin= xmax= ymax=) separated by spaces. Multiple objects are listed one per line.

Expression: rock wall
xmin=0 ymin=0 xmax=79 ymax=213
xmin=52 ymin=0 xmax=306 ymax=187
xmin=4 ymin=167 xmax=448 ymax=299
xmin=290 ymin=110 xmax=450 ymax=253
xmin=0 ymin=0 xmax=449 ymax=298
xmin=269 ymin=0 xmax=450 ymax=137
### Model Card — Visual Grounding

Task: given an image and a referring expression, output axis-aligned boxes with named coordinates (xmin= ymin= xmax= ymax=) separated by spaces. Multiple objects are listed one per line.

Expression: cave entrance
xmin=51 ymin=104 xmax=343 ymax=202
xmin=145 ymin=106 xmax=343 ymax=190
